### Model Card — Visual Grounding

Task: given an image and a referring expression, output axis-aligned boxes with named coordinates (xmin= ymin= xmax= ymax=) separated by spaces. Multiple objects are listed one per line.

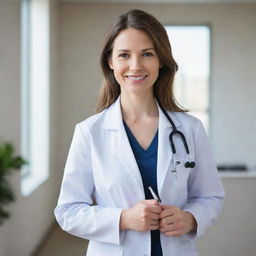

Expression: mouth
xmin=125 ymin=75 xmax=148 ymax=81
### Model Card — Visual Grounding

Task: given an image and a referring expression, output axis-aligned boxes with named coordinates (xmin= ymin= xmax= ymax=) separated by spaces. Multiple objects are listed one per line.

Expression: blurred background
xmin=0 ymin=0 xmax=256 ymax=255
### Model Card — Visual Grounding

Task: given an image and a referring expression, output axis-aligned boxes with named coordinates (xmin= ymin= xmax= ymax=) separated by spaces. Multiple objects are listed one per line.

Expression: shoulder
xmin=172 ymin=112 xmax=209 ymax=152
xmin=76 ymin=109 xmax=108 ymax=135
xmin=75 ymin=97 xmax=121 ymax=137
xmin=175 ymin=112 xmax=202 ymax=126
xmin=174 ymin=112 xmax=205 ymax=135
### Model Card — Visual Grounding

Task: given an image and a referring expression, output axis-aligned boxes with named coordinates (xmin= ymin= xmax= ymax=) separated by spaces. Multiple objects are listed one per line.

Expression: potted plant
xmin=0 ymin=142 xmax=26 ymax=225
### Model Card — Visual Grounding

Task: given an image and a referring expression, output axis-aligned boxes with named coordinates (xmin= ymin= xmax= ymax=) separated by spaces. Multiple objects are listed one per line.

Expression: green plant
xmin=0 ymin=142 xmax=26 ymax=225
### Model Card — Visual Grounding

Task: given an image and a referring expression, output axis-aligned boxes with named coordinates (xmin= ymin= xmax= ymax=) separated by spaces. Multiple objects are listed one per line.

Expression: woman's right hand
xmin=120 ymin=200 xmax=162 ymax=232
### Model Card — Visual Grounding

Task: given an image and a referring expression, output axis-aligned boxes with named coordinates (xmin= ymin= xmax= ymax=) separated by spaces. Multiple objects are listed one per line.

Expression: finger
xmin=164 ymin=230 xmax=182 ymax=237
xmin=159 ymin=206 xmax=179 ymax=218
xmin=160 ymin=205 xmax=176 ymax=210
xmin=149 ymin=219 xmax=159 ymax=226
xmin=160 ymin=209 xmax=175 ymax=219
xmin=159 ymin=216 xmax=174 ymax=228
xmin=149 ymin=224 xmax=160 ymax=230
xmin=160 ymin=214 xmax=177 ymax=224
xmin=161 ymin=221 xmax=185 ymax=234
xmin=143 ymin=199 xmax=159 ymax=205
xmin=159 ymin=222 xmax=175 ymax=233
xmin=149 ymin=205 xmax=162 ymax=214
xmin=141 ymin=210 xmax=160 ymax=222
xmin=147 ymin=212 xmax=161 ymax=220
xmin=159 ymin=225 xmax=170 ymax=233
xmin=142 ymin=211 xmax=162 ymax=223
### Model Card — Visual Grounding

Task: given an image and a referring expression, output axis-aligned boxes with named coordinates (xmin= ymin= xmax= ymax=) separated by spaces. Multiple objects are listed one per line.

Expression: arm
xmin=182 ymin=119 xmax=225 ymax=239
xmin=54 ymin=124 xmax=123 ymax=245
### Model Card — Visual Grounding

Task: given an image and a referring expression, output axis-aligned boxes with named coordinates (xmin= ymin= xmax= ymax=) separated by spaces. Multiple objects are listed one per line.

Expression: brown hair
xmin=96 ymin=9 xmax=185 ymax=113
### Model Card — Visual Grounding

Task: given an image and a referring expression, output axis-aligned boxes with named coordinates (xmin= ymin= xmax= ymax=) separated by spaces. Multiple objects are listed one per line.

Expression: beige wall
xmin=58 ymin=3 xmax=256 ymax=256
xmin=0 ymin=1 xmax=59 ymax=255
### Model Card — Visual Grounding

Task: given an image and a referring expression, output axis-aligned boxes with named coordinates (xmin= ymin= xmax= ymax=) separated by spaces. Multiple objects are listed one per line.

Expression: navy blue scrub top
xmin=123 ymin=121 xmax=163 ymax=256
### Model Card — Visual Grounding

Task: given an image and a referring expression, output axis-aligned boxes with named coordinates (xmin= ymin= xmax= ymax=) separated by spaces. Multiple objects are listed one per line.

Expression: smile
xmin=125 ymin=75 xmax=148 ymax=81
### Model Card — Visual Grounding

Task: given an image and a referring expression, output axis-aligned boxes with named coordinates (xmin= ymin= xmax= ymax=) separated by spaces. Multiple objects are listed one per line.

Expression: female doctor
xmin=54 ymin=9 xmax=225 ymax=256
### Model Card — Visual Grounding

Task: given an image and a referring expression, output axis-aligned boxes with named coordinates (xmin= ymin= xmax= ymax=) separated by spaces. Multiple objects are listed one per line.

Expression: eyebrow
xmin=117 ymin=48 xmax=156 ymax=52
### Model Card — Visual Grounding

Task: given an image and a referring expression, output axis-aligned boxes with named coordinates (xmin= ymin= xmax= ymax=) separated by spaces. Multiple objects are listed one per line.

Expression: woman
xmin=54 ymin=9 xmax=225 ymax=256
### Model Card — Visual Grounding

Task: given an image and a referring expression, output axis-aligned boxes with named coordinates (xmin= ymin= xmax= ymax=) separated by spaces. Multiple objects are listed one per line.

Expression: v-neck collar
xmin=123 ymin=120 xmax=158 ymax=154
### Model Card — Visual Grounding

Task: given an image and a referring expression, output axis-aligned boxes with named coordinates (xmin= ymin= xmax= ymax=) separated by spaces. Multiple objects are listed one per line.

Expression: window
xmin=21 ymin=0 xmax=50 ymax=196
xmin=165 ymin=26 xmax=210 ymax=132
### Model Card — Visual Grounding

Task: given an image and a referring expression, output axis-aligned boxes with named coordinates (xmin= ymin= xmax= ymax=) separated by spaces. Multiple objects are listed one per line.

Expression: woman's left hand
xmin=159 ymin=205 xmax=197 ymax=236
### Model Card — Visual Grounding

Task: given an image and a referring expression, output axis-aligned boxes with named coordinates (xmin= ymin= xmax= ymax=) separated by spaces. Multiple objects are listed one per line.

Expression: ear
xmin=108 ymin=56 xmax=114 ymax=70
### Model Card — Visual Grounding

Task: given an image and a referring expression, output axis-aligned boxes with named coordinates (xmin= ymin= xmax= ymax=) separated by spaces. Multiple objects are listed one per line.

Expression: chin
xmin=123 ymin=85 xmax=153 ymax=95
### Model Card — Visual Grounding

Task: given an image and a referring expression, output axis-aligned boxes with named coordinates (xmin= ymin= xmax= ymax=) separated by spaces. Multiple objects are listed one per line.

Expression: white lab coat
xmin=54 ymin=96 xmax=225 ymax=256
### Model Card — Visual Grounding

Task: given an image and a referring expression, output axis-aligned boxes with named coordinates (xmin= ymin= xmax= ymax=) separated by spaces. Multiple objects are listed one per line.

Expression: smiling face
xmin=108 ymin=28 xmax=161 ymax=97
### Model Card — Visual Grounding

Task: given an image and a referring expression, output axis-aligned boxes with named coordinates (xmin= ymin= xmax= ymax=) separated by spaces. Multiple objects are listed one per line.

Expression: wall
xmin=58 ymin=3 xmax=256 ymax=256
xmin=0 ymin=0 xmax=59 ymax=255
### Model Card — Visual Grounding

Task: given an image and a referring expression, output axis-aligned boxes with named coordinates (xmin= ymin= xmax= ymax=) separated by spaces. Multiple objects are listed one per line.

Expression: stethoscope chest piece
xmin=171 ymin=154 xmax=195 ymax=178
xmin=184 ymin=161 xmax=195 ymax=168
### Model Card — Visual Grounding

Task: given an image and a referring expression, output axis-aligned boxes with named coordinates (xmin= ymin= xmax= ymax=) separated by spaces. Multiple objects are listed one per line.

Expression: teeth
xmin=127 ymin=76 xmax=146 ymax=80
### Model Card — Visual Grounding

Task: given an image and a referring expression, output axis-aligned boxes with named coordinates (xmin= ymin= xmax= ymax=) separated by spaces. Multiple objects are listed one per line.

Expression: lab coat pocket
xmin=178 ymin=241 xmax=198 ymax=256
xmin=86 ymin=240 xmax=123 ymax=256
xmin=173 ymin=159 xmax=191 ymax=187
xmin=161 ymin=158 xmax=191 ymax=206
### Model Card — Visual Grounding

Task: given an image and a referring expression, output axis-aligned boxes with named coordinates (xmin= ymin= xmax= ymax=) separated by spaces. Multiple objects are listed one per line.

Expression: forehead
xmin=112 ymin=28 xmax=154 ymax=50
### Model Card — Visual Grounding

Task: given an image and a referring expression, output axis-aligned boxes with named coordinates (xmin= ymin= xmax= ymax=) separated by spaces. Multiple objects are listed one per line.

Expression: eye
xmin=143 ymin=52 xmax=154 ymax=57
xmin=118 ymin=53 xmax=129 ymax=58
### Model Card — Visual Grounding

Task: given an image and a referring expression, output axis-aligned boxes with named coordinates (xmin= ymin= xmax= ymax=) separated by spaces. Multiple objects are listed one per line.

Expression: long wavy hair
xmin=96 ymin=9 xmax=185 ymax=113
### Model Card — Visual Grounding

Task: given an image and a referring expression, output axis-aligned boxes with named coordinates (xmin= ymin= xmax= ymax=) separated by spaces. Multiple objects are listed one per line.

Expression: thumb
xmin=143 ymin=199 xmax=159 ymax=205
xmin=160 ymin=204 xmax=172 ymax=210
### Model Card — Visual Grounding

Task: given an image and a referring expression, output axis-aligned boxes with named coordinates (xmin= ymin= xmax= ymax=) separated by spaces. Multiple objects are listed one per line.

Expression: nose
xmin=129 ymin=56 xmax=142 ymax=71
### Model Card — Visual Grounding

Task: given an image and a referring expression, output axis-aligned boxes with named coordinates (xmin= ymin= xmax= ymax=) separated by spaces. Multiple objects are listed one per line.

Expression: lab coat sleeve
xmin=54 ymin=124 xmax=124 ymax=245
xmin=183 ymin=119 xmax=225 ymax=239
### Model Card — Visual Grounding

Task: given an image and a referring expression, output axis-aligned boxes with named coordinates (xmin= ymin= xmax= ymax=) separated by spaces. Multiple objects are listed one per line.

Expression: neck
xmin=120 ymin=92 xmax=158 ymax=121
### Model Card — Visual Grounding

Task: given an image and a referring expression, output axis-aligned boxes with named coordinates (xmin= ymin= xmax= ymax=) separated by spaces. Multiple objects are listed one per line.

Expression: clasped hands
xmin=120 ymin=200 xmax=197 ymax=236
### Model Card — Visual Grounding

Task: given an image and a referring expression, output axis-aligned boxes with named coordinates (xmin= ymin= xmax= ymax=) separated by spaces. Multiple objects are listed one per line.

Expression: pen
xmin=148 ymin=186 xmax=161 ymax=203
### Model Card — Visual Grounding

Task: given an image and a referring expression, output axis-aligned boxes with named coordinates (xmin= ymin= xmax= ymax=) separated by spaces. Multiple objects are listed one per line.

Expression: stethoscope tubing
xmin=156 ymin=98 xmax=195 ymax=169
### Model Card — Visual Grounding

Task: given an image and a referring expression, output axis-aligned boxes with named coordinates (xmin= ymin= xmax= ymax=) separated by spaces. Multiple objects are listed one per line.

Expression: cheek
xmin=112 ymin=69 xmax=124 ymax=86
xmin=146 ymin=60 xmax=160 ymax=73
xmin=113 ymin=68 xmax=121 ymax=78
xmin=150 ymin=65 xmax=160 ymax=80
xmin=113 ymin=65 xmax=125 ymax=78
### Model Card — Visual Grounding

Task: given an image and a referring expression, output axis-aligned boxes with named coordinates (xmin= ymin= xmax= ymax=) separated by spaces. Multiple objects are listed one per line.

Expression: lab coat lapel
xmin=102 ymin=97 xmax=145 ymax=196
xmin=156 ymin=102 xmax=181 ymax=197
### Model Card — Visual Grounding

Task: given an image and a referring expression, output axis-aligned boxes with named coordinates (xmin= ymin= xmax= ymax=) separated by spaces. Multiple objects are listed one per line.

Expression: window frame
xmin=20 ymin=0 xmax=50 ymax=196
xmin=164 ymin=24 xmax=212 ymax=136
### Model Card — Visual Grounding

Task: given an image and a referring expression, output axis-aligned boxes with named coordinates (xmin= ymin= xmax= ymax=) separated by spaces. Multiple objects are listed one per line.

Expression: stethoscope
xmin=157 ymin=100 xmax=195 ymax=177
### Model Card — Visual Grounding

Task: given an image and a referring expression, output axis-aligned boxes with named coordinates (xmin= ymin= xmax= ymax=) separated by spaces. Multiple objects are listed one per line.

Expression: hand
xmin=159 ymin=205 xmax=197 ymax=236
xmin=120 ymin=200 xmax=162 ymax=232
